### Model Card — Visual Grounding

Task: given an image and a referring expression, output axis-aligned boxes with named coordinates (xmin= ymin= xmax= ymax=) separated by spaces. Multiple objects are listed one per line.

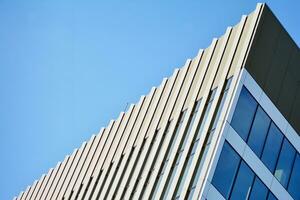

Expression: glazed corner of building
xmin=242 ymin=3 xmax=300 ymax=135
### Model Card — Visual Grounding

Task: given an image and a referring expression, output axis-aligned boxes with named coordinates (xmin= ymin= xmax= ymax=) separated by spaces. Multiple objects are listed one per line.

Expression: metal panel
xmin=112 ymin=79 xmax=167 ymax=200
xmin=68 ymin=119 xmax=116 ymax=200
xmin=111 ymin=87 xmax=159 ymax=199
xmin=51 ymin=148 xmax=79 ymax=200
xmin=34 ymin=168 xmax=54 ymax=200
xmin=142 ymin=62 xmax=190 ymax=200
xmin=40 ymin=162 xmax=62 ymax=199
xmin=63 ymin=135 xmax=96 ymax=199
xmin=45 ymin=155 xmax=70 ymax=199
xmin=30 ymin=174 xmax=46 ymax=200
xmin=95 ymin=98 xmax=144 ymax=200
xmin=88 ymin=104 xmax=136 ymax=199
xmin=103 ymin=88 xmax=156 ymax=200
xmin=56 ymin=142 xmax=88 ymax=200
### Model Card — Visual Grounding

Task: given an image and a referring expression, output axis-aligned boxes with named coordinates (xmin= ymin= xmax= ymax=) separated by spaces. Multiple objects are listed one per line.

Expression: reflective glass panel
xmin=261 ymin=123 xmax=283 ymax=172
xmin=247 ymin=106 xmax=270 ymax=156
xmin=288 ymin=154 xmax=300 ymax=200
xmin=231 ymin=87 xmax=258 ymax=141
xmin=249 ymin=177 xmax=268 ymax=200
xmin=275 ymin=138 xmax=296 ymax=187
xmin=229 ymin=161 xmax=255 ymax=200
xmin=267 ymin=192 xmax=277 ymax=200
xmin=212 ymin=142 xmax=240 ymax=199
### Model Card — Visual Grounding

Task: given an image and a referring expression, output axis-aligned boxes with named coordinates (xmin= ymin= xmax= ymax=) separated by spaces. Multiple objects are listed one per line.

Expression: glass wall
xmin=212 ymin=142 xmax=240 ymax=199
xmin=249 ymin=177 xmax=269 ymax=200
xmin=247 ymin=106 xmax=271 ymax=156
xmin=231 ymin=87 xmax=258 ymax=140
xmin=229 ymin=161 xmax=255 ymax=200
xmin=261 ymin=123 xmax=283 ymax=172
xmin=274 ymin=138 xmax=296 ymax=187
xmin=288 ymin=154 xmax=300 ymax=200
xmin=212 ymin=142 xmax=277 ymax=200
xmin=231 ymin=86 xmax=300 ymax=200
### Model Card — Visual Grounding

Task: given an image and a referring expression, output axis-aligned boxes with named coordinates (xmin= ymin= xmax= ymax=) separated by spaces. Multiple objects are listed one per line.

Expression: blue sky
xmin=0 ymin=0 xmax=299 ymax=199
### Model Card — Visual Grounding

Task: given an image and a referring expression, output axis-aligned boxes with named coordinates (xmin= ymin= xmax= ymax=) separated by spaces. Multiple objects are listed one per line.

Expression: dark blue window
xmin=212 ymin=142 xmax=240 ymax=199
xmin=229 ymin=161 xmax=255 ymax=200
xmin=247 ymin=107 xmax=270 ymax=156
xmin=231 ymin=87 xmax=258 ymax=141
xmin=288 ymin=154 xmax=300 ymax=200
xmin=249 ymin=177 xmax=268 ymax=200
xmin=261 ymin=123 xmax=283 ymax=172
xmin=267 ymin=192 xmax=278 ymax=200
xmin=275 ymin=138 xmax=296 ymax=187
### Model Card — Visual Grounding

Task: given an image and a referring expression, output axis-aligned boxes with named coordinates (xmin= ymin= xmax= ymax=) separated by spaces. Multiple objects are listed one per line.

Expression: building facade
xmin=15 ymin=3 xmax=300 ymax=200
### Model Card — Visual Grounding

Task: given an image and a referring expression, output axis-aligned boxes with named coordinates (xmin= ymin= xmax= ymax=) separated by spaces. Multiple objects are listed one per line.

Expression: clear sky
xmin=0 ymin=0 xmax=299 ymax=199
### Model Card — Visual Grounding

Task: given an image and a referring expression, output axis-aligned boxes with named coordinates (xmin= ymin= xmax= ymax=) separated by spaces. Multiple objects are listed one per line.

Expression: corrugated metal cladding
xmin=15 ymin=3 xmax=299 ymax=200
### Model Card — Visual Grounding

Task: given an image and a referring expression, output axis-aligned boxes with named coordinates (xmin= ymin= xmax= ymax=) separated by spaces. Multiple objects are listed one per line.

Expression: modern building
xmin=15 ymin=3 xmax=300 ymax=200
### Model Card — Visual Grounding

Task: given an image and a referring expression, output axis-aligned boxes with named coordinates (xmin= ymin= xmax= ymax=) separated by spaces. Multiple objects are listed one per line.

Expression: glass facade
xmin=275 ymin=138 xmax=296 ymax=187
xmin=261 ymin=123 xmax=284 ymax=172
xmin=247 ymin=106 xmax=271 ymax=156
xmin=249 ymin=177 xmax=269 ymax=200
xmin=231 ymin=87 xmax=258 ymax=141
xmin=288 ymin=154 xmax=300 ymax=200
xmin=229 ymin=161 xmax=255 ymax=200
xmin=212 ymin=142 xmax=240 ymax=199
xmin=212 ymin=142 xmax=277 ymax=200
xmin=230 ymin=86 xmax=300 ymax=200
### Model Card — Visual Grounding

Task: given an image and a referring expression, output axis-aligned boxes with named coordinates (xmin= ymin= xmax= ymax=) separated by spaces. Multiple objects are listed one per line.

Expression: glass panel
xmin=231 ymin=87 xmax=258 ymax=141
xmin=212 ymin=142 xmax=240 ymax=199
xmin=229 ymin=161 xmax=255 ymax=200
xmin=275 ymin=138 xmax=296 ymax=187
xmin=288 ymin=154 xmax=300 ymax=200
xmin=247 ymin=106 xmax=271 ymax=156
xmin=261 ymin=123 xmax=283 ymax=172
xmin=249 ymin=177 xmax=268 ymax=200
xmin=267 ymin=192 xmax=278 ymax=200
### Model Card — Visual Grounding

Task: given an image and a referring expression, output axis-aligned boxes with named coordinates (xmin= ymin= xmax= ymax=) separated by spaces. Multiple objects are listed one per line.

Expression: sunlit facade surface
xmin=15 ymin=3 xmax=299 ymax=200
